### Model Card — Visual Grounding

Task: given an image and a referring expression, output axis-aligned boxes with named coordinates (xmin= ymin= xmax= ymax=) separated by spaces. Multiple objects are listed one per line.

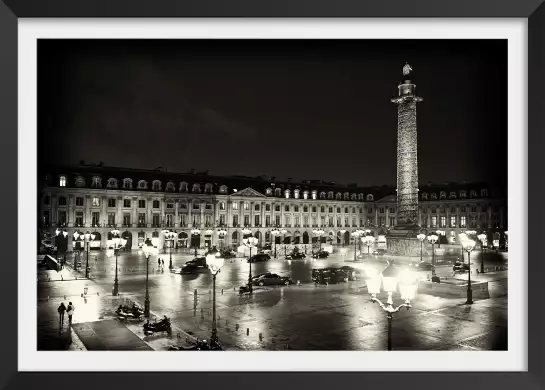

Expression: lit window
xmin=59 ymin=176 xmax=66 ymax=187
xmin=92 ymin=197 xmax=100 ymax=207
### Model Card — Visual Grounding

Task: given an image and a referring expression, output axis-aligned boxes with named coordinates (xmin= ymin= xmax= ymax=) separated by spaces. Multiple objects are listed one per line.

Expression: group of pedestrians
xmin=57 ymin=301 xmax=75 ymax=332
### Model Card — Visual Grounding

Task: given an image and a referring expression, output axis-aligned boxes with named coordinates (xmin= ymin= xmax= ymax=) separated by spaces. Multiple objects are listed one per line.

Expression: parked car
xmin=220 ymin=249 xmax=237 ymax=258
xmin=372 ymin=249 xmax=387 ymax=256
xmin=286 ymin=251 xmax=306 ymax=260
xmin=412 ymin=261 xmax=435 ymax=271
xmin=185 ymin=257 xmax=207 ymax=268
xmin=248 ymin=253 xmax=270 ymax=263
xmin=312 ymin=250 xmax=329 ymax=259
xmin=252 ymin=272 xmax=293 ymax=286
xmin=337 ymin=266 xmax=362 ymax=281
xmin=312 ymin=268 xmax=343 ymax=284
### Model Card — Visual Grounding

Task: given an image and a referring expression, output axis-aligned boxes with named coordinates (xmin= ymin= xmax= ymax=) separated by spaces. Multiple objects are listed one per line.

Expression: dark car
xmin=453 ymin=261 xmax=470 ymax=274
xmin=312 ymin=250 xmax=329 ymax=259
xmin=252 ymin=273 xmax=292 ymax=286
xmin=185 ymin=257 xmax=207 ymax=268
xmin=312 ymin=268 xmax=343 ymax=285
xmin=413 ymin=261 xmax=435 ymax=271
xmin=248 ymin=253 xmax=270 ymax=263
xmin=337 ymin=266 xmax=362 ymax=281
xmin=220 ymin=249 xmax=237 ymax=258
xmin=372 ymin=249 xmax=387 ymax=256
xmin=286 ymin=252 xmax=306 ymax=260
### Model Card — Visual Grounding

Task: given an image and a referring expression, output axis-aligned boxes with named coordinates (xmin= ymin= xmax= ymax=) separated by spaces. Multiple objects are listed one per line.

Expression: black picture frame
xmin=0 ymin=0 xmax=539 ymax=389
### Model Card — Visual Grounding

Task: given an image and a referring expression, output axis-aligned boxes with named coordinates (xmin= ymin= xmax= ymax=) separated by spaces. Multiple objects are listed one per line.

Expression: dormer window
xmin=343 ymin=192 xmax=350 ymax=200
xmin=107 ymin=178 xmax=118 ymax=189
xmin=152 ymin=180 xmax=161 ymax=191
xmin=440 ymin=191 xmax=446 ymax=199
xmin=294 ymin=189 xmax=300 ymax=199
xmin=327 ymin=192 xmax=334 ymax=200
xmin=320 ymin=192 xmax=326 ymax=200
xmin=312 ymin=190 xmax=317 ymax=200
xmin=421 ymin=193 xmax=428 ymax=200
xmin=219 ymin=185 xmax=228 ymax=194
xmin=303 ymin=191 xmax=309 ymax=200
xmin=75 ymin=176 xmax=85 ymax=187
xmin=460 ymin=190 xmax=467 ymax=199
xmin=366 ymin=194 xmax=374 ymax=201
xmin=358 ymin=193 xmax=364 ymax=200
xmin=192 ymin=183 xmax=201 ymax=193
xmin=351 ymin=194 xmax=357 ymax=200
xmin=166 ymin=181 xmax=175 ymax=192
xmin=91 ymin=176 xmax=102 ymax=189
xmin=180 ymin=182 xmax=188 ymax=192
xmin=470 ymin=190 xmax=478 ymax=198
xmin=138 ymin=180 xmax=148 ymax=189
xmin=449 ymin=191 xmax=456 ymax=199
xmin=481 ymin=189 xmax=488 ymax=197
xmin=431 ymin=193 xmax=437 ymax=200
xmin=122 ymin=178 xmax=132 ymax=189
xmin=336 ymin=192 xmax=342 ymax=200
xmin=266 ymin=188 xmax=272 ymax=195
xmin=204 ymin=183 xmax=213 ymax=194
xmin=284 ymin=189 xmax=290 ymax=199
xmin=275 ymin=188 xmax=282 ymax=197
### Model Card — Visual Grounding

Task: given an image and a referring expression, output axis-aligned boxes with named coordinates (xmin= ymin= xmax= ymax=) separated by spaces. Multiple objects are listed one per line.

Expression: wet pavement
xmin=38 ymin=250 xmax=508 ymax=351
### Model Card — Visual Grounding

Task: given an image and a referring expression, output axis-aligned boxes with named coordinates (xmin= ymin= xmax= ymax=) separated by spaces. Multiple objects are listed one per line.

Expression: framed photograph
xmin=0 ymin=0 xmax=541 ymax=389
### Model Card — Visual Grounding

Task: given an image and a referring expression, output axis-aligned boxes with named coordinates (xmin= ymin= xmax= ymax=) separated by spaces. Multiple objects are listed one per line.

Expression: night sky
xmin=38 ymin=39 xmax=507 ymax=186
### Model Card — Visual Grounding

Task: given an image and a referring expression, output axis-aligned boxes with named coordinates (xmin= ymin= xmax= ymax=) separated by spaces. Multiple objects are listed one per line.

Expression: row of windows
xmin=421 ymin=189 xmax=488 ymax=200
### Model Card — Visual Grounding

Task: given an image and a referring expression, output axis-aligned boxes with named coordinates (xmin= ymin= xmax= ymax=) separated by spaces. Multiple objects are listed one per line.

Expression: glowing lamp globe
xmin=398 ymin=268 xmax=418 ymax=301
xmin=381 ymin=262 xmax=398 ymax=294
xmin=90 ymin=233 xmax=96 ymax=241
xmin=365 ymin=269 xmax=381 ymax=295
xmin=73 ymin=231 xmax=80 ymax=240
xmin=417 ymin=233 xmax=426 ymax=242
xmin=207 ymin=254 xmax=224 ymax=275
xmin=464 ymin=239 xmax=476 ymax=252
xmin=427 ymin=234 xmax=438 ymax=244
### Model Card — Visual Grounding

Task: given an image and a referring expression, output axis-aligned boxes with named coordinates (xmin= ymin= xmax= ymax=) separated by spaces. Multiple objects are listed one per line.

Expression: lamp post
xmin=313 ymin=229 xmax=324 ymax=252
xmin=271 ymin=228 xmax=280 ymax=258
xmin=351 ymin=230 xmax=362 ymax=261
xmin=461 ymin=238 xmax=476 ymax=304
xmin=417 ymin=233 xmax=426 ymax=263
xmin=363 ymin=235 xmax=375 ymax=256
xmin=84 ymin=231 xmax=93 ymax=278
xmin=366 ymin=261 xmax=418 ymax=351
xmin=108 ymin=229 xmax=126 ymax=296
xmin=72 ymin=231 xmax=81 ymax=270
xmin=218 ymin=228 xmax=227 ymax=250
xmin=242 ymin=229 xmax=258 ymax=294
xmin=207 ymin=253 xmax=224 ymax=346
xmin=426 ymin=234 xmax=438 ymax=275
xmin=280 ymin=228 xmax=288 ymax=257
xmin=162 ymin=229 xmax=176 ymax=269
xmin=191 ymin=228 xmax=201 ymax=257
xmin=141 ymin=238 xmax=159 ymax=317
xmin=477 ymin=233 xmax=487 ymax=274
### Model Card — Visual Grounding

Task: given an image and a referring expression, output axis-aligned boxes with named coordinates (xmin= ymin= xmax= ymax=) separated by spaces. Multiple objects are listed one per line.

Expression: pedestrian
xmin=57 ymin=302 xmax=66 ymax=328
xmin=161 ymin=259 xmax=165 ymax=268
xmin=158 ymin=258 xmax=161 ymax=268
xmin=67 ymin=301 xmax=75 ymax=325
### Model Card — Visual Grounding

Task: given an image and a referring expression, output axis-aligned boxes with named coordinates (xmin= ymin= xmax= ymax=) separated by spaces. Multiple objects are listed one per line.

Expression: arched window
xmin=91 ymin=176 xmax=102 ymax=189
xmin=204 ymin=183 xmax=213 ymax=194
xmin=431 ymin=193 xmax=437 ymax=200
xmin=319 ymin=192 xmax=326 ymax=199
xmin=366 ymin=194 xmax=374 ymax=201
xmin=440 ymin=191 xmax=446 ymax=199
xmin=358 ymin=193 xmax=364 ymax=200
xmin=107 ymin=178 xmax=118 ymax=189
xmin=343 ymin=192 xmax=350 ymax=200
xmin=284 ymin=189 xmax=291 ymax=199
xmin=294 ymin=189 xmax=300 ymax=199
xmin=327 ymin=192 xmax=333 ymax=199
xmin=138 ymin=180 xmax=148 ymax=189
xmin=75 ymin=176 xmax=85 ymax=187
xmin=122 ymin=178 xmax=132 ymax=189
xmin=59 ymin=175 xmax=67 ymax=187
xmin=192 ymin=183 xmax=201 ymax=193
xmin=351 ymin=194 xmax=357 ymax=200
xmin=180 ymin=182 xmax=188 ymax=192
xmin=303 ymin=190 xmax=309 ymax=200
xmin=166 ymin=181 xmax=175 ymax=192
xmin=312 ymin=190 xmax=317 ymax=200
xmin=336 ymin=192 xmax=342 ymax=200
xmin=152 ymin=180 xmax=161 ymax=191
xmin=421 ymin=193 xmax=428 ymax=200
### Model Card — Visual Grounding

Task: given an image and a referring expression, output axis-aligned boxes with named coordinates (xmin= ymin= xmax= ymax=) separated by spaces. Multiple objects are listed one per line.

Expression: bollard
xmin=64 ymin=295 xmax=66 ymax=300
xmin=259 ymin=333 xmax=263 ymax=341
xmin=246 ymin=328 xmax=249 ymax=336
xmin=236 ymin=324 xmax=239 ymax=331
xmin=218 ymin=315 xmax=221 ymax=321
xmin=209 ymin=290 xmax=211 ymax=295
xmin=194 ymin=289 xmax=198 ymax=297
xmin=97 ymin=292 xmax=99 ymax=296
xmin=225 ymin=319 xmax=228 ymax=325
xmin=61 ymin=276 xmax=64 ymax=281
xmin=221 ymin=289 xmax=224 ymax=295
xmin=48 ymin=277 xmax=50 ymax=282
xmin=81 ymin=293 xmax=84 ymax=297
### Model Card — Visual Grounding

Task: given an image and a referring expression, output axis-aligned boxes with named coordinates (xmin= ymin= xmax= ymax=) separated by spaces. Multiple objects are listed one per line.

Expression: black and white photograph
xmin=35 ymin=37 xmax=510 ymax=355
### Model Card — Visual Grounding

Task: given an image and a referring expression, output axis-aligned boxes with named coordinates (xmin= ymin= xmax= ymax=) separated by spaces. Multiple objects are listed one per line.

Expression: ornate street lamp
xmin=191 ymin=228 xmax=201 ymax=257
xmin=72 ymin=231 xmax=81 ymax=271
xmin=460 ymin=238 xmax=476 ymax=304
xmin=363 ymin=235 xmax=375 ymax=256
xmin=351 ymin=230 xmax=363 ymax=261
xmin=417 ymin=233 xmax=426 ymax=263
xmin=270 ymin=228 xmax=280 ymax=258
xmin=280 ymin=228 xmax=288 ymax=257
xmin=313 ymin=229 xmax=324 ymax=252
xmin=141 ymin=238 xmax=159 ymax=317
xmin=366 ymin=261 xmax=418 ymax=351
xmin=217 ymin=228 xmax=227 ymax=250
xmin=162 ymin=229 xmax=177 ymax=269
xmin=427 ymin=234 xmax=438 ymax=275
xmin=242 ymin=231 xmax=258 ymax=294
xmin=477 ymin=233 xmax=487 ymax=274
xmin=84 ymin=231 xmax=94 ymax=278
xmin=206 ymin=253 xmax=225 ymax=347
xmin=107 ymin=229 xmax=126 ymax=296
